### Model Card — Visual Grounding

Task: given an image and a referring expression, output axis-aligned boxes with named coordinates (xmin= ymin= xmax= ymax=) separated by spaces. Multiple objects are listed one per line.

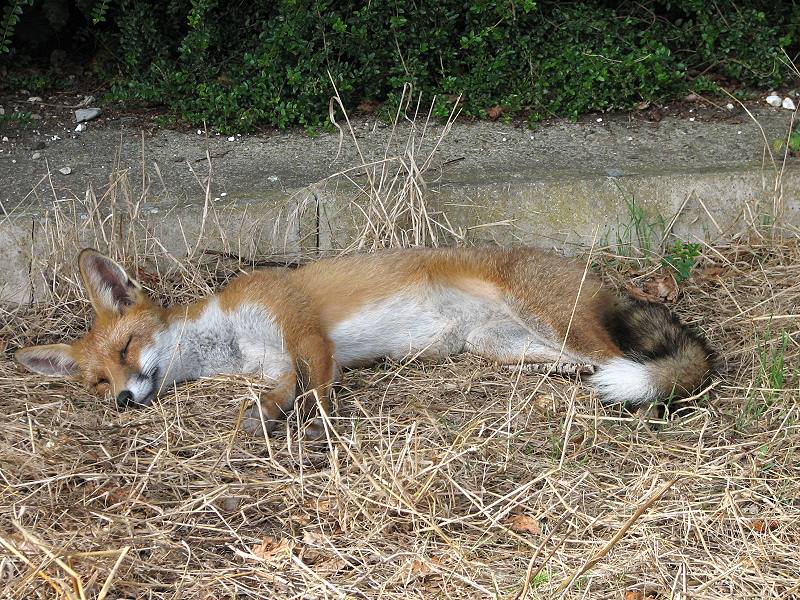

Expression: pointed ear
xmin=16 ymin=344 xmax=81 ymax=378
xmin=78 ymin=249 xmax=146 ymax=316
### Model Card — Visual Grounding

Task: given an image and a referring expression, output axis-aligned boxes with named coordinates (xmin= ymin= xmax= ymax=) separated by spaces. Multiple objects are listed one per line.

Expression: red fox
xmin=16 ymin=247 xmax=713 ymax=437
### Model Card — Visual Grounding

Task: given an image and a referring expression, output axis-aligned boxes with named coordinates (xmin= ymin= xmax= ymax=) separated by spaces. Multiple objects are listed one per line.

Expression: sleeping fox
xmin=16 ymin=247 xmax=714 ymax=437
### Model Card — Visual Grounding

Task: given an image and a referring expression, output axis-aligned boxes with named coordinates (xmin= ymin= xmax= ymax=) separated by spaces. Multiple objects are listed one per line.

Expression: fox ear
xmin=16 ymin=344 xmax=80 ymax=377
xmin=78 ymin=249 xmax=146 ymax=316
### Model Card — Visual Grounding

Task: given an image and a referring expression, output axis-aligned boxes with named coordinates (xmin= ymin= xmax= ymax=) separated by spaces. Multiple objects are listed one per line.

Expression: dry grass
xmin=1 ymin=105 xmax=799 ymax=600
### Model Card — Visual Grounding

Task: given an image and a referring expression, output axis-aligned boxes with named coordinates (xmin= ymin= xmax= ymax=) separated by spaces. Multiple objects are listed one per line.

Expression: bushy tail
xmin=590 ymin=299 xmax=714 ymax=406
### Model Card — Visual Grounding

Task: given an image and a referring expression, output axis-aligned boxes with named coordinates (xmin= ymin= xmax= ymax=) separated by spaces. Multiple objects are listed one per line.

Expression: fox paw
xmin=242 ymin=404 xmax=282 ymax=435
xmin=241 ymin=405 xmax=329 ymax=443
xmin=302 ymin=417 xmax=328 ymax=442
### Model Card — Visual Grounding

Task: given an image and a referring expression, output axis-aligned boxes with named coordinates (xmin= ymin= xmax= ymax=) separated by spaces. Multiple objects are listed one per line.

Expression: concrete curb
xmin=2 ymin=110 xmax=799 ymax=304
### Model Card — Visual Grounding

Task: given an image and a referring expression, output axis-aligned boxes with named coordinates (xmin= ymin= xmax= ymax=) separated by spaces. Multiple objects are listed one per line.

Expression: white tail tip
xmin=590 ymin=358 xmax=660 ymax=406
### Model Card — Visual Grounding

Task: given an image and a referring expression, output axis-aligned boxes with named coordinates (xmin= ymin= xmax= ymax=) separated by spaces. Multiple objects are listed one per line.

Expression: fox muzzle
xmin=116 ymin=390 xmax=135 ymax=408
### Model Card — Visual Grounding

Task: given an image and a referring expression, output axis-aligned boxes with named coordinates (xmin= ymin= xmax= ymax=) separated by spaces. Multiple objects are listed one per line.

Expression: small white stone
xmin=59 ymin=166 xmax=72 ymax=175
xmin=737 ymin=131 xmax=742 ymax=135
xmin=502 ymin=137 xmax=507 ymax=142
xmin=726 ymin=103 xmax=735 ymax=110
xmin=689 ymin=117 xmax=695 ymax=122
xmin=268 ymin=175 xmax=279 ymax=182
xmin=51 ymin=135 xmax=60 ymax=141
xmin=220 ymin=192 xmax=227 ymax=197
xmin=1 ymin=136 xmax=8 ymax=142
xmin=75 ymin=123 xmax=86 ymax=132
xmin=627 ymin=136 xmax=633 ymax=141
xmin=596 ymin=118 xmax=602 ymax=122
xmin=766 ymin=94 xmax=782 ymax=107
xmin=32 ymin=152 xmax=40 ymax=159
xmin=782 ymin=97 xmax=796 ymax=111
xmin=214 ymin=197 xmax=220 ymax=202
xmin=197 ymin=129 xmax=202 ymax=135
xmin=27 ymin=96 xmax=42 ymax=103
xmin=11 ymin=159 xmax=16 ymax=163
xmin=227 ymin=136 xmax=235 ymax=141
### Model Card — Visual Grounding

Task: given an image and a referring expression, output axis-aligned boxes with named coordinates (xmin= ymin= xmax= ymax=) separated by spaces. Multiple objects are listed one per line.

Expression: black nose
xmin=116 ymin=390 xmax=134 ymax=408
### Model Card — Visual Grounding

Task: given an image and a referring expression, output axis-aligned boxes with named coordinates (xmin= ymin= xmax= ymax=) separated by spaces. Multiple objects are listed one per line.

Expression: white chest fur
xmin=151 ymin=300 xmax=292 ymax=386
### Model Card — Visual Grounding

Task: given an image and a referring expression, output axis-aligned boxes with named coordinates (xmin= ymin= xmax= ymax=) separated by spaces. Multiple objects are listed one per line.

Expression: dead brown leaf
xmin=250 ymin=536 xmax=293 ymax=560
xmin=749 ymin=519 xmax=780 ymax=533
xmin=625 ymin=281 xmax=652 ymax=302
xmin=405 ymin=557 xmax=442 ymax=580
xmin=692 ymin=265 xmax=724 ymax=284
xmin=506 ymin=514 xmax=541 ymax=535
xmin=625 ymin=274 xmax=678 ymax=304
xmin=645 ymin=107 xmax=663 ymax=122
xmin=356 ymin=99 xmax=380 ymax=114
xmin=625 ymin=590 xmax=658 ymax=600
xmin=532 ymin=393 xmax=556 ymax=415
xmin=486 ymin=105 xmax=505 ymax=120
xmin=646 ymin=275 xmax=678 ymax=302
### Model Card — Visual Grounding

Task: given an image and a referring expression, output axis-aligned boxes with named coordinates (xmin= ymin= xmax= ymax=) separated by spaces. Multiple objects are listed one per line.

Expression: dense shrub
xmin=2 ymin=1 xmax=797 ymax=131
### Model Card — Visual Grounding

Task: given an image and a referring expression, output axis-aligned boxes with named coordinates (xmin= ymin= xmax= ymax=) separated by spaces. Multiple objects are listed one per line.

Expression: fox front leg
xmin=293 ymin=334 xmax=337 ymax=441
xmin=242 ymin=335 xmax=336 ymax=440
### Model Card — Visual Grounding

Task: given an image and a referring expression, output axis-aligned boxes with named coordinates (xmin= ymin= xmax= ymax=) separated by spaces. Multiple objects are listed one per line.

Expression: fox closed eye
xmin=120 ymin=336 xmax=133 ymax=362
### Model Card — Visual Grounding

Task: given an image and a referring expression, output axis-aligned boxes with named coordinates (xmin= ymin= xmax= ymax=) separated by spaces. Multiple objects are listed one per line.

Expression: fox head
xmin=16 ymin=249 xmax=168 ymax=408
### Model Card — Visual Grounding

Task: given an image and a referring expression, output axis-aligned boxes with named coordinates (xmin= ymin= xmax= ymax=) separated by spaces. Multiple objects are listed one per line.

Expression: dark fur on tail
xmin=602 ymin=298 xmax=715 ymax=402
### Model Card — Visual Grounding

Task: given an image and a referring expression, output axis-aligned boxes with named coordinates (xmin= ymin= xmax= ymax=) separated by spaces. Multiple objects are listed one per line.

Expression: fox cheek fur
xmin=15 ymin=247 xmax=715 ymax=434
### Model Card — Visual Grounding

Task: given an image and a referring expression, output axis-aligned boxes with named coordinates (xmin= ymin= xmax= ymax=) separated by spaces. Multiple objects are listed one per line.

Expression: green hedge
xmin=2 ymin=1 xmax=797 ymax=131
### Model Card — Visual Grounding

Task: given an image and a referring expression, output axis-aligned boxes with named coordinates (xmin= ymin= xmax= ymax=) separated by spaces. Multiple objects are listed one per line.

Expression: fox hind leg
xmin=465 ymin=319 xmax=581 ymax=365
xmin=464 ymin=319 xmax=591 ymax=368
